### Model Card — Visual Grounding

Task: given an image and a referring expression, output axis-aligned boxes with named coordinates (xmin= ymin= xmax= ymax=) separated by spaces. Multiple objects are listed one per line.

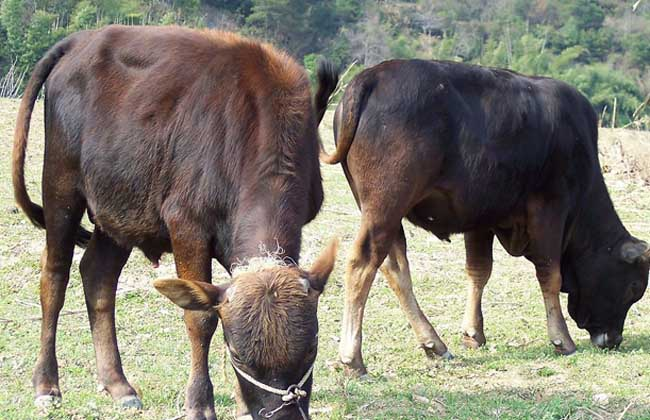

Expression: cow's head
xmin=563 ymin=238 xmax=649 ymax=349
xmin=154 ymin=239 xmax=337 ymax=419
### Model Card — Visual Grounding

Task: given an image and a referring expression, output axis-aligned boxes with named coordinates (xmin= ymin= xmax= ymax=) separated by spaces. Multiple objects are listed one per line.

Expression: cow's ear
xmin=305 ymin=238 xmax=338 ymax=293
xmin=620 ymin=241 xmax=650 ymax=264
xmin=154 ymin=279 xmax=230 ymax=310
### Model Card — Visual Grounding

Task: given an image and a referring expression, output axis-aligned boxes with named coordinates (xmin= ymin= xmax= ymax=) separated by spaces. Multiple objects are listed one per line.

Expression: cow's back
xmin=340 ymin=59 xmax=599 ymax=234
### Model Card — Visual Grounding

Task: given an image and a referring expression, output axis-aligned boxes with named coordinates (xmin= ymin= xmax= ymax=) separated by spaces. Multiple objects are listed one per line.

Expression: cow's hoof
xmin=340 ymin=361 xmax=368 ymax=378
xmin=34 ymin=395 xmax=62 ymax=410
xmin=422 ymin=343 xmax=454 ymax=360
xmin=462 ymin=331 xmax=486 ymax=349
xmin=118 ymin=395 xmax=143 ymax=409
xmin=552 ymin=339 xmax=576 ymax=356
xmin=186 ymin=409 xmax=217 ymax=420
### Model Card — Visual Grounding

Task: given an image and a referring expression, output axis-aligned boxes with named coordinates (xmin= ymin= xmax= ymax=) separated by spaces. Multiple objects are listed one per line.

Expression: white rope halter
xmin=226 ymin=346 xmax=314 ymax=419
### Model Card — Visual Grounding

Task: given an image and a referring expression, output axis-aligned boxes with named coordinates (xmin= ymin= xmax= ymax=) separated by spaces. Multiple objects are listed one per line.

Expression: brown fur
xmin=12 ymin=25 xmax=339 ymax=419
xmin=220 ymin=267 xmax=317 ymax=369
xmin=154 ymin=238 xmax=339 ymax=419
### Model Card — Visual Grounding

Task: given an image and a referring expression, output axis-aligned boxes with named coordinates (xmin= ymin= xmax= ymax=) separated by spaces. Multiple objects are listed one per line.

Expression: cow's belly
xmin=83 ymin=170 xmax=169 ymax=252
xmin=91 ymin=206 xmax=171 ymax=263
xmin=406 ymin=191 xmax=463 ymax=240
xmin=493 ymin=214 xmax=531 ymax=257
xmin=406 ymin=188 xmax=526 ymax=244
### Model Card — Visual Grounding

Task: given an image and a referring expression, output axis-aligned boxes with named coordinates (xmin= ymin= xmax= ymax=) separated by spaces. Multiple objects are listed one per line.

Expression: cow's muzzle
xmin=590 ymin=332 xmax=623 ymax=349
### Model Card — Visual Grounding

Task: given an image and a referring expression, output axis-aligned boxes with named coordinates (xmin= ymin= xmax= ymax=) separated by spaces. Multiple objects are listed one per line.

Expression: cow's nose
xmin=591 ymin=333 xmax=608 ymax=349
xmin=591 ymin=332 xmax=623 ymax=349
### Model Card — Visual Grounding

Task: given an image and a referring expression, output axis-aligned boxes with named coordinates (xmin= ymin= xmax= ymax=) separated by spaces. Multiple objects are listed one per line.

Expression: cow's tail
xmin=319 ymin=69 xmax=371 ymax=165
xmin=12 ymin=36 xmax=91 ymax=248
xmin=313 ymin=60 xmax=339 ymax=124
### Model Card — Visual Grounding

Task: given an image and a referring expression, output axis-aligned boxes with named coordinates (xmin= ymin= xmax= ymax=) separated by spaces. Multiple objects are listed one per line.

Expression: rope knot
xmin=281 ymin=385 xmax=307 ymax=402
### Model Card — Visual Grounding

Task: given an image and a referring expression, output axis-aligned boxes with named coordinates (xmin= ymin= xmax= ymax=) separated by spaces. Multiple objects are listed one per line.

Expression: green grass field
xmin=1 ymin=97 xmax=649 ymax=419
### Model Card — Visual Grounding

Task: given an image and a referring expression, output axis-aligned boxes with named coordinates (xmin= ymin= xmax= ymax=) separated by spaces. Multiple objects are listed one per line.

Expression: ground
xmin=1 ymin=97 xmax=649 ymax=420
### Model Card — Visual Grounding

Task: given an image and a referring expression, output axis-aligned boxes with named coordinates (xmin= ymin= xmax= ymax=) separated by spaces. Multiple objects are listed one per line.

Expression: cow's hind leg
xmin=33 ymin=190 xmax=85 ymax=407
xmin=340 ymin=215 xmax=398 ymax=376
xmin=79 ymin=229 xmax=140 ymax=408
xmin=379 ymin=225 xmax=451 ymax=359
xmin=461 ymin=230 xmax=494 ymax=349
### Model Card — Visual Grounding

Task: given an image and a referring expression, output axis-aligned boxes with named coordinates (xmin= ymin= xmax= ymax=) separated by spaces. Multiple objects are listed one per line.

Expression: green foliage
xmin=21 ymin=11 xmax=66 ymax=70
xmin=244 ymin=0 xmax=352 ymax=58
xmin=0 ymin=19 xmax=9 ymax=73
xmin=567 ymin=0 xmax=605 ymax=31
xmin=625 ymin=31 xmax=650 ymax=70
xmin=388 ymin=33 xmax=416 ymax=59
xmin=562 ymin=63 xmax=641 ymax=126
xmin=70 ymin=1 xmax=98 ymax=30
xmin=0 ymin=0 xmax=649 ymax=128
xmin=303 ymin=52 xmax=321 ymax=86
xmin=1 ymin=0 xmax=29 ymax=64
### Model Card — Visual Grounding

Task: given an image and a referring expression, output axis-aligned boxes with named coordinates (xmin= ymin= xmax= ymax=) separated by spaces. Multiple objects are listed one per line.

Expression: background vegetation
xmin=1 ymin=0 xmax=650 ymax=127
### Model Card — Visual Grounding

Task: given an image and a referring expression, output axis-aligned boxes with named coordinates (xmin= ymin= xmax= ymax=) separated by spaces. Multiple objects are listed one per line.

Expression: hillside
xmin=1 ymin=1 xmax=650 ymax=128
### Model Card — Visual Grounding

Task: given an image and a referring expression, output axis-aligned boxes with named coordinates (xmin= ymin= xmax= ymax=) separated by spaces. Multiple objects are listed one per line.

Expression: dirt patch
xmin=599 ymin=128 xmax=650 ymax=186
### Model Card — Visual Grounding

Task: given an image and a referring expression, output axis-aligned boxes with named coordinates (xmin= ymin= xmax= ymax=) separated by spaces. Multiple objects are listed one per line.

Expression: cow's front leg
xmin=169 ymin=221 xmax=218 ymax=420
xmin=535 ymin=263 xmax=576 ymax=355
xmin=461 ymin=230 xmax=494 ymax=349
xmin=182 ymin=309 xmax=219 ymax=420
xmin=527 ymin=198 xmax=576 ymax=355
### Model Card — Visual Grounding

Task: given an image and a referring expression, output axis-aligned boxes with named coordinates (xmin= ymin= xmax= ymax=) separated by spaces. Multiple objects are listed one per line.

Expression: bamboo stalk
xmin=632 ymin=92 xmax=650 ymax=120
xmin=327 ymin=60 xmax=358 ymax=106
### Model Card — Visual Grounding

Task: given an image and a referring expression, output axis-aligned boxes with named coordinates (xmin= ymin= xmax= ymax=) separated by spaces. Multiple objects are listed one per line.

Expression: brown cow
xmin=322 ymin=59 xmax=649 ymax=376
xmin=12 ymin=25 xmax=338 ymax=420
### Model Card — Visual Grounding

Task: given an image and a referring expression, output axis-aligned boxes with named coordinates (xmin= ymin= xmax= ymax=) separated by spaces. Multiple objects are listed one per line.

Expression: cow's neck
xmin=230 ymin=201 xmax=302 ymax=268
xmin=566 ymin=173 xmax=629 ymax=257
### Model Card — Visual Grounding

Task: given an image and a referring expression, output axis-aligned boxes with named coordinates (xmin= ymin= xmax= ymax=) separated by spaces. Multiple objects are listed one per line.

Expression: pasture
xmin=1 ymin=97 xmax=649 ymax=419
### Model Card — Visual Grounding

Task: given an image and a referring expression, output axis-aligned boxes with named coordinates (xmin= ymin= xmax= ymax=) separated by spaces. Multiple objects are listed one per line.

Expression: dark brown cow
xmin=12 ymin=25 xmax=338 ymax=420
xmin=322 ymin=59 xmax=649 ymax=376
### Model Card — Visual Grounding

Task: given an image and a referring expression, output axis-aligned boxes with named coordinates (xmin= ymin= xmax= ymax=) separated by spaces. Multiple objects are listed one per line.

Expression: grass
xmin=1 ymin=97 xmax=649 ymax=419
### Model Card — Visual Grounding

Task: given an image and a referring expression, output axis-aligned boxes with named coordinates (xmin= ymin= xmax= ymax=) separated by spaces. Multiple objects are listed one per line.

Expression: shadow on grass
xmin=617 ymin=332 xmax=650 ymax=353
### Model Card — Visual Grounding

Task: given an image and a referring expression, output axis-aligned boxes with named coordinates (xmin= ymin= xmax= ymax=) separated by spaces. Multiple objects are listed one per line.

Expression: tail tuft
xmin=313 ymin=60 xmax=339 ymax=124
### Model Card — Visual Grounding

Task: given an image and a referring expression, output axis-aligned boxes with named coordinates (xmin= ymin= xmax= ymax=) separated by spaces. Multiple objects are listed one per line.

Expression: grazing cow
xmin=12 ymin=25 xmax=339 ymax=420
xmin=322 ymin=59 xmax=649 ymax=375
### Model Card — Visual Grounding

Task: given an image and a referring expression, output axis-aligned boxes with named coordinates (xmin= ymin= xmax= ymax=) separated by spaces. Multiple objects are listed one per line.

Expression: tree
xmin=1 ymin=0 xmax=29 ymax=67
xmin=344 ymin=6 xmax=390 ymax=66
xmin=625 ymin=31 xmax=650 ymax=70
xmin=70 ymin=0 xmax=98 ymax=30
xmin=563 ymin=63 xmax=642 ymax=126
xmin=245 ymin=0 xmax=344 ymax=57
xmin=22 ymin=11 xmax=65 ymax=70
